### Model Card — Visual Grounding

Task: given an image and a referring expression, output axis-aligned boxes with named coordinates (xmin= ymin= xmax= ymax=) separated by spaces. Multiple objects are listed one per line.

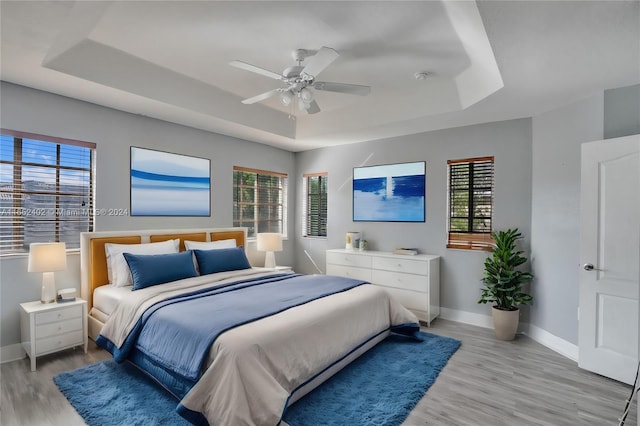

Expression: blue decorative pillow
xmin=123 ymin=251 xmax=198 ymax=290
xmin=193 ymin=247 xmax=251 ymax=275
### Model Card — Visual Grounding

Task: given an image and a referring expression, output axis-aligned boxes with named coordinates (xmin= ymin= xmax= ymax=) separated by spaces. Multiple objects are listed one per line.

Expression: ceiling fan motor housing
xmin=282 ymin=65 xmax=305 ymax=79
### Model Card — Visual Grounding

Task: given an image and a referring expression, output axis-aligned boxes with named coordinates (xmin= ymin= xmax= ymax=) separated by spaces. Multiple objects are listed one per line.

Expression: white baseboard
xmin=0 ymin=343 xmax=25 ymax=364
xmin=439 ymin=307 xmax=494 ymax=329
xmin=522 ymin=323 xmax=579 ymax=362
xmin=439 ymin=308 xmax=578 ymax=363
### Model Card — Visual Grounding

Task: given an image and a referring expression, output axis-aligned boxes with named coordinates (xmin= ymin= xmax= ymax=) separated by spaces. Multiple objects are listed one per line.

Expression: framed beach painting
xmin=130 ymin=147 xmax=210 ymax=216
xmin=353 ymin=161 xmax=425 ymax=222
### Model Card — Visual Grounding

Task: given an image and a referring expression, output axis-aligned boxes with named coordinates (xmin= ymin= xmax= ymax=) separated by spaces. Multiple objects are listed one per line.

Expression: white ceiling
xmin=1 ymin=1 xmax=638 ymax=152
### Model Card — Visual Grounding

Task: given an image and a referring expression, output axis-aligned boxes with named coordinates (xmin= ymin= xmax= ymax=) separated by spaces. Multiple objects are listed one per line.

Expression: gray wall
xmin=294 ymin=118 xmax=533 ymax=319
xmin=604 ymin=83 xmax=640 ymax=140
xmin=529 ymin=84 xmax=640 ymax=345
xmin=0 ymin=82 xmax=296 ymax=348
xmin=530 ymin=93 xmax=604 ymax=345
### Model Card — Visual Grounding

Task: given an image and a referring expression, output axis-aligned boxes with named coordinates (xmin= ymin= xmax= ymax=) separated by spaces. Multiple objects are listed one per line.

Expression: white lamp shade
xmin=28 ymin=242 xmax=67 ymax=273
xmin=256 ymin=233 xmax=283 ymax=252
xmin=280 ymin=91 xmax=293 ymax=106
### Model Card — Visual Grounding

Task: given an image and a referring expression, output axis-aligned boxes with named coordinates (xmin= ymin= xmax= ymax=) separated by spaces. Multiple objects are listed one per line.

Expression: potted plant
xmin=478 ymin=228 xmax=533 ymax=340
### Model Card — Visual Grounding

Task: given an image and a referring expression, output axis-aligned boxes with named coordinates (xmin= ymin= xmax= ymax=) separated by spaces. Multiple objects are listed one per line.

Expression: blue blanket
xmin=97 ymin=273 xmax=372 ymax=383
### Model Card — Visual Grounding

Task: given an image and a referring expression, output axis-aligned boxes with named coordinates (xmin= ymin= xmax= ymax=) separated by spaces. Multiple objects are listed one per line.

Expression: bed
xmin=80 ymin=227 xmax=420 ymax=426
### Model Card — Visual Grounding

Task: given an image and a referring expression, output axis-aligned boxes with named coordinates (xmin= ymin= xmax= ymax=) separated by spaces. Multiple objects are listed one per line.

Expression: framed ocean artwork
xmin=130 ymin=147 xmax=210 ymax=216
xmin=353 ymin=161 xmax=425 ymax=222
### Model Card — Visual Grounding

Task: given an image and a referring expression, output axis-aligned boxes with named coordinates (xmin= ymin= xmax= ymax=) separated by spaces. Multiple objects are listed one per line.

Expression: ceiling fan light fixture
xmin=298 ymin=100 xmax=311 ymax=111
xmin=280 ymin=90 xmax=293 ymax=106
xmin=299 ymin=87 xmax=314 ymax=103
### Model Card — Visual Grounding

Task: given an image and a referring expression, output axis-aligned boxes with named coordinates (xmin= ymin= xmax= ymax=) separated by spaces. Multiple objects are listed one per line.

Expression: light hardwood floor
xmin=1 ymin=319 xmax=636 ymax=425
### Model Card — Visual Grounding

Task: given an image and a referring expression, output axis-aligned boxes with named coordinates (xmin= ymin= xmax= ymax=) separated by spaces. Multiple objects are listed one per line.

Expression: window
xmin=447 ymin=156 xmax=494 ymax=250
xmin=303 ymin=173 xmax=327 ymax=237
xmin=0 ymin=130 xmax=95 ymax=254
xmin=233 ymin=166 xmax=287 ymax=238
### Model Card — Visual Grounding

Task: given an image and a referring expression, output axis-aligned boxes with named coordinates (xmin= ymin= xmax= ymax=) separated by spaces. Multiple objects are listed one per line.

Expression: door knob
xmin=583 ymin=263 xmax=603 ymax=271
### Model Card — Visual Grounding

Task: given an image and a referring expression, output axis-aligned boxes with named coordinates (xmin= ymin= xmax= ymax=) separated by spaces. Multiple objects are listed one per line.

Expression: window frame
xmin=446 ymin=156 xmax=494 ymax=251
xmin=303 ymin=172 xmax=328 ymax=238
xmin=0 ymin=129 xmax=96 ymax=255
xmin=232 ymin=166 xmax=288 ymax=239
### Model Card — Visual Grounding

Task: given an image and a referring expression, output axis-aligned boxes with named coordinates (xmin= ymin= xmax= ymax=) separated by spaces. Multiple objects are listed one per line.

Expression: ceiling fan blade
xmin=301 ymin=47 xmax=339 ymax=78
xmin=313 ymin=81 xmax=371 ymax=96
xmin=306 ymin=100 xmax=321 ymax=114
xmin=229 ymin=60 xmax=283 ymax=81
xmin=241 ymin=89 xmax=281 ymax=105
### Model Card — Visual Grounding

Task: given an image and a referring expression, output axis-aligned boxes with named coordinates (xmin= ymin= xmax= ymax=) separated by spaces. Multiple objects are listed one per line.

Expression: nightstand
xmin=273 ymin=265 xmax=293 ymax=272
xmin=20 ymin=298 xmax=88 ymax=371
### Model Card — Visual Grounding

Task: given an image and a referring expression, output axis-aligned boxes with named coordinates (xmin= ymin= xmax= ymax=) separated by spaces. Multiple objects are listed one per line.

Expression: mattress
xmin=93 ymin=285 xmax=132 ymax=316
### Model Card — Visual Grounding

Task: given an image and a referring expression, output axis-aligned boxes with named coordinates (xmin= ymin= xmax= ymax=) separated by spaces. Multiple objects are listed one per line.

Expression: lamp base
xmin=264 ymin=251 xmax=277 ymax=269
xmin=41 ymin=272 xmax=57 ymax=304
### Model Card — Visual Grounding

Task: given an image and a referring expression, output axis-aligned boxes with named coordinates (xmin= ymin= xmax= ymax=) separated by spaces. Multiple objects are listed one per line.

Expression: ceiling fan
xmin=230 ymin=47 xmax=371 ymax=114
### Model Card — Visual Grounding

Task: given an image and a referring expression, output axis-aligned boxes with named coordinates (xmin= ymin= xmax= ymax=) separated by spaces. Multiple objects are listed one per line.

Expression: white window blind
xmin=233 ymin=166 xmax=287 ymax=238
xmin=0 ymin=130 xmax=95 ymax=254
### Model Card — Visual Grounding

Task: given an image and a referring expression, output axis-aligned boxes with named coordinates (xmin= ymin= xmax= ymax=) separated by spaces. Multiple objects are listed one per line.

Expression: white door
xmin=578 ymin=134 xmax=640 ymax=385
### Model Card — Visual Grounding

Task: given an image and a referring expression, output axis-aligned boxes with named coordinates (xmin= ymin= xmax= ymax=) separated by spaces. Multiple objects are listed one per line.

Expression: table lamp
xmin=28 ymin=242 xmax=67 ymax=303
xmin=256 ymin=233 xmax=283 ymax=269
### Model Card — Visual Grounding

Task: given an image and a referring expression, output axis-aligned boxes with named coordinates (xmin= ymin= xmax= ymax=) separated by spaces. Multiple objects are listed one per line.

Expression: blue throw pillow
xmin=193 ymin=247 xmax=251 ymax=275
xmin=123 ymin=251 xmax=198 ymax=290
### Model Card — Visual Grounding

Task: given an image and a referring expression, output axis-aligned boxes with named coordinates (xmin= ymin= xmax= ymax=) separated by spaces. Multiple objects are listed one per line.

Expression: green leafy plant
xmin=478 ymin=228 xmax=533 ymax=311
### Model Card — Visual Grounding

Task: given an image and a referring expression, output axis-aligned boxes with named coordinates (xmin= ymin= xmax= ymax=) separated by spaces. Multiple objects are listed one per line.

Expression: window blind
xmin=0 ymin=130 xmax=95 ymax=254
xmin=233 ymin=166 xmax=287 ymax=238
xmin=303 ymin=173 xmax=327 ymax=237
xmin=447 ymin=156 xmax=494 ymax=250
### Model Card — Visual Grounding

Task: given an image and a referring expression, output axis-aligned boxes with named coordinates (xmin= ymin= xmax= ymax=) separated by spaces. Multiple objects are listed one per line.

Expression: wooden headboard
xmin=80 ymin=227 xmax=247 ymax=315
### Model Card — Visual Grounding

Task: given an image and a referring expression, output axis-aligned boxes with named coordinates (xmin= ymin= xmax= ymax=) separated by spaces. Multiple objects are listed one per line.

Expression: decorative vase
xmin=345 ymin=232 xmax=361 ymax=251
xmin=491 ymin=307 xmax=519 ymax=340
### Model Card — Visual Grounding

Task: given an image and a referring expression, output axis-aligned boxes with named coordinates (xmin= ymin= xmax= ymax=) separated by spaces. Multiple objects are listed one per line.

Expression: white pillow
xmin=184 ymin=239 xmax=237 ymax=250
xmin=105 ymin=239 xmax=180 ymax=287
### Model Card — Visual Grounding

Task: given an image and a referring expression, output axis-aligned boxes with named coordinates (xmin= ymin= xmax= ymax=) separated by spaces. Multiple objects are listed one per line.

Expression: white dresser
xmin=326 ymin=249 xmax=440 ymax=325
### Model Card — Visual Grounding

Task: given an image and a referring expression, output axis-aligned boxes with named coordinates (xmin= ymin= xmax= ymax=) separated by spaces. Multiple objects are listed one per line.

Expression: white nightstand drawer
xmin=35 ymin=330 xmax=84 ymax=356
xmin=326 ymin=251 xmax=372 ymax=268
xmin=372 ymin=270 xmax=426 ymax=293
xmin=36 ymin=318 xmax=82 ymax=339
xmin=373 ymin=256 xmax=429 ymax=275
xmin=35 ymin=305 xmax=82 ymax=325
xmin=326 ymin=264 xmax=372 ymax=281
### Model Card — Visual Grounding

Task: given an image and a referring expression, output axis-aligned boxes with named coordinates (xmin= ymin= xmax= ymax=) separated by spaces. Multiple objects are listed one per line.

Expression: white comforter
xmin=99 ymin=268 xmax=419 ymax=426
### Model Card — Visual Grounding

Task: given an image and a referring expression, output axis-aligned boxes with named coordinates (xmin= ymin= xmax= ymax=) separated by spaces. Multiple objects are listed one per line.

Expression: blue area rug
xmin=54 ymin=331 xmax=460 ymax=426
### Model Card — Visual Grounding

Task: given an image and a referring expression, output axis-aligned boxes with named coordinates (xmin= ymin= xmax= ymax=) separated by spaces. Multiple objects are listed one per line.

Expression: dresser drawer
xmin=326 ymin=251 xmax=372 ymax=268
xmin=36 ymin=318 xmax=82 ymax=339
xmin=35 ymin=330 xmax=84 ymax=356
xmin=373 ymin=256 xmax=429 ymax=275
xmin=35 ymin=305 xmax=82 ymax=325
xmin=372 ymin=270 xmax=426 ymax=293
xmin=327 ymin=264 xmax=372 ymax=282
xmin=375 ymin=285 xmax=428 ymax=313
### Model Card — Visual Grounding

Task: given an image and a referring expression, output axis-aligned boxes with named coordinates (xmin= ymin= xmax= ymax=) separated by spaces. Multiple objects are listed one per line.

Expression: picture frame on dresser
xmin=325 ymin=249 xmax=440 ymax=325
